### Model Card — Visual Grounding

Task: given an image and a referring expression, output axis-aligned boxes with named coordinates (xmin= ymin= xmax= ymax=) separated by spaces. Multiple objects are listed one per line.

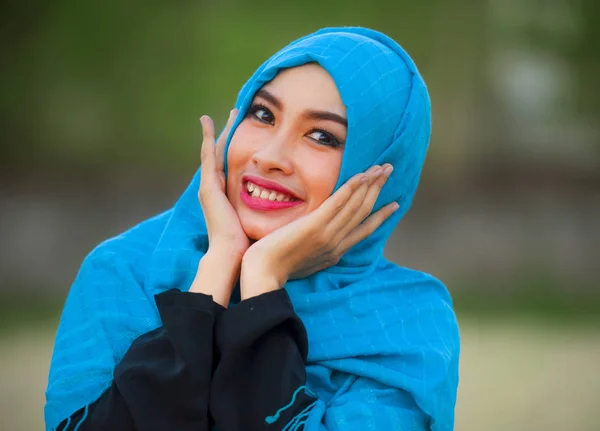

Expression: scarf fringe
xmin=52 ymin=404 xmax=89 ymax=431
xmin=281 ymin=400 xmax=318 ymax=431
xmin=265 ymin=385 xmax=317 ymax=430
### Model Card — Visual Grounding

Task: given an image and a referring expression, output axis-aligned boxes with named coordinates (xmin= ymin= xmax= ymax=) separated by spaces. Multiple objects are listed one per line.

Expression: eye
xmin=307 ymin=129 xmax=343 ymax=148
xmin=248 ymin=103 xmax=275 ymax=125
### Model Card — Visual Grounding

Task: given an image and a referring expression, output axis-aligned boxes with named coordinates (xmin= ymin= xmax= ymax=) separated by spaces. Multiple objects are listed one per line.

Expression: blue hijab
xmin=46 ymin=27 xmax=459 ymax=431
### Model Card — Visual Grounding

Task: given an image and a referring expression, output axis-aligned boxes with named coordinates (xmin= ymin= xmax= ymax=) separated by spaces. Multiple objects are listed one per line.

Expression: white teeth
xmin=245 ymin=181 xmax=296 ymax=202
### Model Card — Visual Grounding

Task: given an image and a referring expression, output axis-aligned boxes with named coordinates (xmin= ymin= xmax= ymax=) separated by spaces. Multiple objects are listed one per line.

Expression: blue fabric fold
xmin=45 ymin=27 xmax=460 ymax=431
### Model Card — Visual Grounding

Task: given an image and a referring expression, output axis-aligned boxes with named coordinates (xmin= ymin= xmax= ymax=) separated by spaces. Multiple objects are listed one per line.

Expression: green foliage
xmin=1 ymin=0 xmax=598 ymax=173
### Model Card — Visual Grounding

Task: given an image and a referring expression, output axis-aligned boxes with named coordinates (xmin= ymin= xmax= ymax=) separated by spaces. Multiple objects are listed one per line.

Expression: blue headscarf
xmin=46 ymin=27 xmax=459 ymax=431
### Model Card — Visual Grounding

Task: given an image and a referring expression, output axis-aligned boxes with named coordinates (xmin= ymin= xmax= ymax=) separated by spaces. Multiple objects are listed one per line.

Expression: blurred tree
xmin=0 ymin=0 xmax=597 ymax=181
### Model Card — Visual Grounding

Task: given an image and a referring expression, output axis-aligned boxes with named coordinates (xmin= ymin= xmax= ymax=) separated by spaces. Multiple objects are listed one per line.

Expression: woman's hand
xmin=198 ymin=109 xmax=250 ymax=257
xmin=240 ymin=164 xmax=398 ymax=299
xmin=189 ymin=109 xmax=249 ymax=306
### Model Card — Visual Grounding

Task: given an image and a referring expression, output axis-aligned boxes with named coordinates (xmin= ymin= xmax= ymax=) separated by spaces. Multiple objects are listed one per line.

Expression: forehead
xmin=260 ymin=64 xmax=345 ymax=114
xmin=266 ymin=63 xmax=331 ymax=86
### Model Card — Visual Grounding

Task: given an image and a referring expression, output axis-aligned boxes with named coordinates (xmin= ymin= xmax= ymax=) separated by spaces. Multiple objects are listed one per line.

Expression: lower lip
xmin=240 ymin=187 xmax=303 ymax=211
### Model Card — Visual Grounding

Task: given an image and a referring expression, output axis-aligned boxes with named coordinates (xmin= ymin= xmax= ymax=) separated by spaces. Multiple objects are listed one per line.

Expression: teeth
xmin=245 ymin=181 xmax=295 ymax=202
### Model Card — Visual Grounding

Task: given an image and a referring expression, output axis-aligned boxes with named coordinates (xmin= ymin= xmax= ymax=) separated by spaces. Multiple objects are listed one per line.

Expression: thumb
xmin=216 ymin=108 xmax=238 ymax=172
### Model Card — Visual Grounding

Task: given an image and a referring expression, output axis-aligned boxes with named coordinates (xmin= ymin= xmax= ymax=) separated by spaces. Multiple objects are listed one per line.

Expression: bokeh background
xmin=1 ymin=1 xmax=599 ymax=430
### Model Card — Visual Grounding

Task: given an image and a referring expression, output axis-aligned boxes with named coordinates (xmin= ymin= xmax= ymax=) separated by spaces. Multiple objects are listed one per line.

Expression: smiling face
xmin=226 ymin=64 xmax=347 ymax=241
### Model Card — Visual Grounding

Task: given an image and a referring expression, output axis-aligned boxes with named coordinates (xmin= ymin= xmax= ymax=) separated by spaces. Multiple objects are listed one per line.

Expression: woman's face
xmin=226 ymin=64 xmax=347 ymax=241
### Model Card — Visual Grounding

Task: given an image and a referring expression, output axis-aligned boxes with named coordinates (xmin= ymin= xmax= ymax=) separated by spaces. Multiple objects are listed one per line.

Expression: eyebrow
xmin=255 ymin=88 xmax=348 ymax=128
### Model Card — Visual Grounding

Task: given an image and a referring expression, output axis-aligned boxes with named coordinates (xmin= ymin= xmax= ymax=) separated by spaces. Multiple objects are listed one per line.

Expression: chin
xmin=241 ymin=221 xmax=272 ymax=241
xmin=240 ymin=213 xmax=291 ymax=241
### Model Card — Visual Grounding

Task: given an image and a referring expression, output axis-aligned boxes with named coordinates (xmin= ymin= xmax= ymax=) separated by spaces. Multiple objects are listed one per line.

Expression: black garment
xmin=210 ymin=288 xmax=314 ymax=431
xmin=56 ymin=288 xmax=314 ymax=431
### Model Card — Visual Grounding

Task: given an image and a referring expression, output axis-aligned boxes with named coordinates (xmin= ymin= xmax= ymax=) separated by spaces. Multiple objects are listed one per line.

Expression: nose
xmin=251 ymin=138 xmax=294 ymax=175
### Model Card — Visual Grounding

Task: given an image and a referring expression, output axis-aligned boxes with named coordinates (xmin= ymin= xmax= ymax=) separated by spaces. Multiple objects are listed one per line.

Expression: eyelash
xmin=247 ymin=103 xmax=344 ymax=148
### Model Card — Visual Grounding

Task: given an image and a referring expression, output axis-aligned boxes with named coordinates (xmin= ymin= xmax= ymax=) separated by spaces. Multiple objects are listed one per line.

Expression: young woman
xmin=45 ymin=27 xmax=460 ymax=431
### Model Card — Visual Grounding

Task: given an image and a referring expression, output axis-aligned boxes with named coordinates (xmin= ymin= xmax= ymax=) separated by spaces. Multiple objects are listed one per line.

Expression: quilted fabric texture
xmin=45 ymin=27 xmax=460 ymax=431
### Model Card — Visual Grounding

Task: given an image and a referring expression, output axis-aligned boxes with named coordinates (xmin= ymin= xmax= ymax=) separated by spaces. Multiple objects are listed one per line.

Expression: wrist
xmin=189 ymin=249 xmax=242 ymax=307
xmin=207 ymin=243 xmax=245 ymax=263
xmin=240 ymin=260 xmax=283 ymax=301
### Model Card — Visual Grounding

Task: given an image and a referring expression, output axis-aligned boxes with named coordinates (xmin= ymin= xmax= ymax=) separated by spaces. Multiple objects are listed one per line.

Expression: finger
xmin=316 ymin=172 xmax=368 ymax=219
xmin=328 ymin=165 xmax=383 ymax=235
xmin=337 ymin=202 xmax=400 ymax=252
xmin=344 ymin=163 xmax=393 ymax=233
xmin=200 ymin=115 xmax=216 ymax=174
xmin=215 ymin=109 xmax=238 ymax=171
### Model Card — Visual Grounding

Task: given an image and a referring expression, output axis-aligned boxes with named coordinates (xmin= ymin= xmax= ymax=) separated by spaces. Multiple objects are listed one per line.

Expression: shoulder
xmin=374 ymin=261 xmax=455 ymax=311
xmin=59 ymin=209 xmax=173 ymax=321
xmin=79 ymin=209 xmax=173 ymax=282
xmin=372 ymin=262 xmax=460 ymax=355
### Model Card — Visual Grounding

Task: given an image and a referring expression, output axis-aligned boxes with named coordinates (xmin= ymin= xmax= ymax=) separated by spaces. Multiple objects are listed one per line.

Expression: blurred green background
xmin=1 ymin=0 xmax=599 ymax=430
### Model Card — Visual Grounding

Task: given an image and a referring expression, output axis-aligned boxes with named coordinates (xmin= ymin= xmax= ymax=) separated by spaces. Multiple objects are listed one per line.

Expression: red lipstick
xmin=242 ymin=175 xmax=301 ymax=199
xmin=240 ymin=175 xmax=303 ymax=212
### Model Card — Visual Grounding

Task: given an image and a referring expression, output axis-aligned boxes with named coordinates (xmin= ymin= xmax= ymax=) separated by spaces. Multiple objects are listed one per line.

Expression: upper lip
xmin=242 ymin=175 xmax=303 ymax=200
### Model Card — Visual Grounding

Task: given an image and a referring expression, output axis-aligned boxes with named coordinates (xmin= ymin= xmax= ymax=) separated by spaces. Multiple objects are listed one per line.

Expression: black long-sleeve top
xmin=56 ymin=288 xmax=315 ymax=431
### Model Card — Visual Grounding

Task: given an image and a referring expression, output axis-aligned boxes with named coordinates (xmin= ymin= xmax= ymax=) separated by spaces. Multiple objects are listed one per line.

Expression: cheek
xmin=299 ymin=149 xmax=343 ymax=209
xmin=227 ymin=126 xmax=250 ymax=166
xmin=226 ymin=123 xmax=259 ymax=185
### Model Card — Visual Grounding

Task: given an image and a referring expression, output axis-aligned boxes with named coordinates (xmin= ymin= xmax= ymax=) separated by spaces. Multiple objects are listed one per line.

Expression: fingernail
xmin=392 ymin=202 xmax=400 ymax=211
xmin=199 ymin=116 xmax=206 ymax=126
xmin=384 ymin=165 xmax=394 ymax=176
xmin=360 ymin=174 xmax=368 ymax=183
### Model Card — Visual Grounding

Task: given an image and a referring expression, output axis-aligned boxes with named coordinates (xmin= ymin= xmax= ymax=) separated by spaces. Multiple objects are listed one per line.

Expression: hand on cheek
xmin=191 ymin=109 xmax=250 ymax=306
xmin=240 ymin=164 xmax=399 ymax=300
